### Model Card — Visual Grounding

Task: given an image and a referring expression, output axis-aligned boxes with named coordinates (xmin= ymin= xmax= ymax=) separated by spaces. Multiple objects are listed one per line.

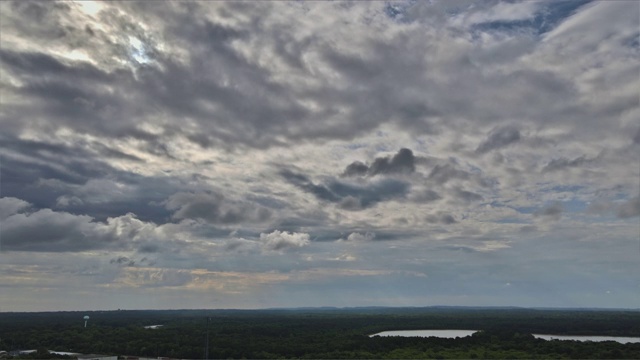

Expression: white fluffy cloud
xmin=260 ymin=230 xmax=311 ymax=252
xmin=346 ymin=232 xmax=376 ymax=242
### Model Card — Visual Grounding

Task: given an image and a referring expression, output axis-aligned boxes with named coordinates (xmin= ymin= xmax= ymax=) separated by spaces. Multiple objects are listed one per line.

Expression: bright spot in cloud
xmin=128 ymin=36 xmax=151 ymax=64
xmin=75 ymin=1 xmax=104 ymax=16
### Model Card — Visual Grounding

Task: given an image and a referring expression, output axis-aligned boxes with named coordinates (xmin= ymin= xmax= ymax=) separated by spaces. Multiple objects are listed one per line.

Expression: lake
xmin=370 ymin=330 xmax=640 ymax=344
xmin=370 ymin=330 xmax=478 ymax=338
xmin=533 ymin=334 xmax=640 ymax=344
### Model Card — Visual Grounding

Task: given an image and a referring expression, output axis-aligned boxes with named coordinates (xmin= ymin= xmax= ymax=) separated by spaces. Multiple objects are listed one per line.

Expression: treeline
xmin=1 ymin=308 xmax=639 ymax=359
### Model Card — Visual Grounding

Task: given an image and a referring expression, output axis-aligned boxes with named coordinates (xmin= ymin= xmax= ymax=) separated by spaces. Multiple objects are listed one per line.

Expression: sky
xmin=0 ymin=0 xmax=638 ymax=312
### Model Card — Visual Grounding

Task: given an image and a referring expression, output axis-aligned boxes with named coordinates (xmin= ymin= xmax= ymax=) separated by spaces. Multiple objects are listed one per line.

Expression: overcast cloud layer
xmin=1 ymin=0 xmax=639 ymax=311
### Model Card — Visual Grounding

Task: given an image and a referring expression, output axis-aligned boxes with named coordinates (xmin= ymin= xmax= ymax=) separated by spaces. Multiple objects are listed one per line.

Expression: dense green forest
xmin=1 ymin=307 xmax=639 ymax=359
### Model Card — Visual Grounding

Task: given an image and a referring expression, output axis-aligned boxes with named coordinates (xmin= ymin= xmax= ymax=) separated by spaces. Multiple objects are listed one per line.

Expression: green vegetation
xmin=1 ymin=307 xmax=639 ymax=359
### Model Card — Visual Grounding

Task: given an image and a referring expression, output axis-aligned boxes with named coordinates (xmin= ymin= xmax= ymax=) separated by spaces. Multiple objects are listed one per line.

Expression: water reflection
xmin=371 ymin=330 xmax=477 ymax=338
xmin=370 ymin=330 xmax=640 ymax=344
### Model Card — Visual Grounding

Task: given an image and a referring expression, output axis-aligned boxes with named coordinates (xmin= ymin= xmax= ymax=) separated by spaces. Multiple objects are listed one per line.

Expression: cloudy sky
xmin=1 ymin=0 xmax=638 ymax=311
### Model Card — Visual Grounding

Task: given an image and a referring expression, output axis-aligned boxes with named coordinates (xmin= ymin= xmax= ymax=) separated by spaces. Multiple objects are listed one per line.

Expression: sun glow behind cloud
xmin=75 ymin=1 xmax=104 ymax=17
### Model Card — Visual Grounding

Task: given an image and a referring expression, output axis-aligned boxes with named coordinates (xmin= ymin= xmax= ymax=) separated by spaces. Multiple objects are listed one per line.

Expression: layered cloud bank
xmin=1 ymin=0 xmax=638 ymax=311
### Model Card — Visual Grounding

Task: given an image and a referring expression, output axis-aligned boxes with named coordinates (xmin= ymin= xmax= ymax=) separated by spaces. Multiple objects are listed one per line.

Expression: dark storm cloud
xmin=534 ymin=202 xmax=563 ymax=221
xmin=0 ymin=49 xmax=96 ymax=81
xmin=281 ymin=170 xmax=410 ymax=210
xmin=61 ymin=198 xmax=172 ymax=225
xmin=1 ymin=139 xmax=126 ymax=213
xmin=427 ymin=164 xmax=470 ymax=185
xmin=342 ymin=161 xmax=369 ymax=177
xmin=0 ymin=137 xmax=175 ymax=223
xmin=165 ymin=192 xmax=272 ymax=224
xmin=476 ymin=125 xmax=521 ymax=154
xmin=2 ymin=201 xmax=224 ymax=254
xmin=541 ymin=155 xmax=591 ymax=172
xmin=0 ymin=49 xmax=146 ymax=139
xmin=0 ymin=136 xmax=120 ymax=185
xmin=342 ymin=148 xmax=417 ymax=177
xmin=425 ymin=213 xmax=458 ymax=225
xmin=279 ymin=170 xmax=340 ymax=203
xmin=332 ymin=179 xmax=410 ymax=207
xmin=0 ymin=208 xmax=116 ymax=252
xmin=138 ymin=243 xmax=162 ymax=254
xmin=369 ymin=148 xmax=416 ymax=176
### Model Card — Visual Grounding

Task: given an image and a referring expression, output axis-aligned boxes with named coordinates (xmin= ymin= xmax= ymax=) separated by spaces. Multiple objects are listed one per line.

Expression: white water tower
xmin=83 ymin=315 xmax=90 ymax=328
